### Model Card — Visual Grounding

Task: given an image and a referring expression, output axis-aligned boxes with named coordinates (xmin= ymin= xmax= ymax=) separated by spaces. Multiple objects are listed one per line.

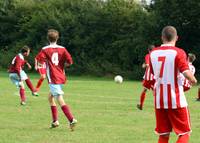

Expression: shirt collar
xmin=18 ymin=53 xmax=24 ymax=60
xmin=161 ymin=44 xmax=174 ymax=47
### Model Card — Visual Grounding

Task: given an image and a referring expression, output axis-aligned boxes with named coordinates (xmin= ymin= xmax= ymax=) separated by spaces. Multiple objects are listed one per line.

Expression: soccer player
xmin=137 ymin=45 xmax=155 ymax=110
xmin=8 ymin=46 xmax=39 ymax=105
xmin=179 ymin=53 xmax=196 ymax=92
xmin=149 ymin=26 xmax=197 ymax=143
xmin=35 ymin=58 xmax=46 ymax=92
xmin=35 ymin=29 xmax=77 ymax=131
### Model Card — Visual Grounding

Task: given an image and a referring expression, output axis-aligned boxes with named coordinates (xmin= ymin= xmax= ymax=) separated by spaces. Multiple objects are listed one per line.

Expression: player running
xmin=149 ymin=26 xmax=197 ymax=143
xmin=137 ymin=45 xmax=155 ymax=110
xmin=8 ymin=46 xmax=39 ymax=105
xmin=35 ymin=29 xmax=77 ymax=131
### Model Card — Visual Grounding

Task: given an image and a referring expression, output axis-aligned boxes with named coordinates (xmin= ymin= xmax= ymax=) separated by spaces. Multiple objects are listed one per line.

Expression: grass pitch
xmin=0 ymin=72 xmax=199 ymax=143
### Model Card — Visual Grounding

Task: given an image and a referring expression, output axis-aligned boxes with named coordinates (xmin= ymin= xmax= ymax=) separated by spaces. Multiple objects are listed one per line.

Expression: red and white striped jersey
xmin=149 ymin=44 xmax=189 ymax=109
xmin=143 ymin=54 xmax=154 ymax=81
xmin=180 ymin=63 xmax=195 ymax=88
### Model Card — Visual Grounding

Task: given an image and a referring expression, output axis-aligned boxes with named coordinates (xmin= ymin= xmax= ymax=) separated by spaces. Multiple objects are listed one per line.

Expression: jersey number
xmin=51 ymin=53 xmax=59 ymax=66
xmin=158 ymin=56 xmax=166 ymax=78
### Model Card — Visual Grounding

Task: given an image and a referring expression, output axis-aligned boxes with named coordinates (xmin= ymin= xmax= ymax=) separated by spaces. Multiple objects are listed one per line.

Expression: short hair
xmin=21 ymin=45 xmax=30 ymax=53
xmin=188 ymin=53 xmax=196 ymax=63
xmin=162 ymin=26 xmax=177 ymax=42
xmin=47 ymin=29 xmax=59 ymax=43
xmin=148 ymin=45 xmax=154 ymax=51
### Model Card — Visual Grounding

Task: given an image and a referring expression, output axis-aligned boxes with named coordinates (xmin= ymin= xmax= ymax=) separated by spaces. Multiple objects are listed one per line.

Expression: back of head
xmin=162 ymin=26 xmax=177 ymax=42
xmin=47 ymin=29 xmax=59 ymax=43
xmin=21 ymin=45 xmax=30 ymax=54
xmin=188 ymin=53 xmax=196 ymax=63
xmin=148 ymin=45 xmax=155 ymax=52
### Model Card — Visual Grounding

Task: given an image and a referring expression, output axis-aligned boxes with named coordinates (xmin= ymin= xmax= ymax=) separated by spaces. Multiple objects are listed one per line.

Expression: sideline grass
xmin=0 ymin=72 xmax=199 ymax=143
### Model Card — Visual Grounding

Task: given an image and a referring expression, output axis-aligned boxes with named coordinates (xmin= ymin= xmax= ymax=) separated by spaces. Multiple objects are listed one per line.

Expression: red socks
xmin=140 ymin=90 xmax=146 ymax=108
xmin=25 ymin=78 xmax=35 ymax=92
xmin=51 ymin=106 xmax=58 ymax=122
xmin=36 ymin=77 xmax=44 ymax=89
xmin=158 ymin=135 xmax=169 ymax=143
xmin=20 ymin=88 xmax=26 ymax=102
xmin=61 ymin=105 xmax=73 ymax=122
xmin=176 ymin=134 xmax=189 ymax=143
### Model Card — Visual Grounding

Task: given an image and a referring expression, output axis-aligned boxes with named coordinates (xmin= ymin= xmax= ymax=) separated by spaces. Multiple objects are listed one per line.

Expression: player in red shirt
xmin=8 ymin=46 xmax=39 ymax=105
xmin=35 ymin=29 xmax=77 ymax=131
xmin=35 ymin=58 xmax=46 ymax=92
xmin=149 ymin=26 xmax=197 ymax=143
xmin=137 ymin=45 xmax=155 ymax=110
xmin=179 ymin=53 xmax=196 ymax=92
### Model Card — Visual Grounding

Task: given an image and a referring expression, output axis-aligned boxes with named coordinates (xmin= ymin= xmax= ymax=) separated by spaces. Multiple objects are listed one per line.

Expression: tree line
xmin=0 ymin=0 xmax=199 ymax=79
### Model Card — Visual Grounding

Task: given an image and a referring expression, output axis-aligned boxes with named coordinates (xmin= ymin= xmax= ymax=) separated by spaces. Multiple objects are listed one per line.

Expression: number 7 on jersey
xmin=158 ymin=56 xmax=166 ymax=78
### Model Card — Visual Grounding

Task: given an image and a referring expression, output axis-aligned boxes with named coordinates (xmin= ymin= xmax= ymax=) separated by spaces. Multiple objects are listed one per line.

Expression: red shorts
xmin=37 ymin=68 xmax=46 ymax=75
xmin=142 ymin=80 xmax=155 ymax=90
xmin=155 ymin=107 xmax=191 ymax=135
xmin=183 ymin=86 xmax=191 ymax=92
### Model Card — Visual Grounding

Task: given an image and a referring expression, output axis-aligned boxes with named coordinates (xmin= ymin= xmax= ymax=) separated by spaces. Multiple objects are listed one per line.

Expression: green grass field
xmin=0 ymin=71 xmax=199 ymax=143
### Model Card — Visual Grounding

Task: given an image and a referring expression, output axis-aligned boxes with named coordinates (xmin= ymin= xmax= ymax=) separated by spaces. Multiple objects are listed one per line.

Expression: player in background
xmin=35 ymin=29 xmax=77 ymax=131
xmin=35 ymin=58 xmax=46 ymax=92
xmin=137 ymin=45 xmax=155 ymax=110
xmin=8 ymin=46 xmax=39 ymax=105
xmin=179 ymin=53 xmax=196 ymax=92
xmin=149 ymin=26 xmax=197 ymax=143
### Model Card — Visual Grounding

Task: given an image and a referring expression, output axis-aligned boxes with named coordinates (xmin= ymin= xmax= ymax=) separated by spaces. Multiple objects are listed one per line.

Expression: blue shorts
xmin=9 ymin=71 xmax=28 ymax=88
xmin=49 ymin=84 xmax=64 ymax=96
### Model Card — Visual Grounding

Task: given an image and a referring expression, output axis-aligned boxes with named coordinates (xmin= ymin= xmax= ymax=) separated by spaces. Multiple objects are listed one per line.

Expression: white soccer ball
xmin=114 ymin=75 xmax=123 ymax=83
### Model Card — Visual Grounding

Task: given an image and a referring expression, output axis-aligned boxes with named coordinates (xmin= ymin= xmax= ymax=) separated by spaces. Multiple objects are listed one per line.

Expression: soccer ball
xmin=114 ymin=75 xmax=123 ymax=83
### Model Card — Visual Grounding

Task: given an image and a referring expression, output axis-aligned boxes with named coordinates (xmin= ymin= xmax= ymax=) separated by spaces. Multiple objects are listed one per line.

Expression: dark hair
xmin=148 ymin=45 xmax=154 ymax=51
xmin=47 ymin=29 xmax=59 ymax=42
xmin=21 ymin=45 xmax=30 ymax=53
xmin=188 ymin=53 xmax=196 ymax=63
xmin=162 ymin=26 xmax=177 ymax=42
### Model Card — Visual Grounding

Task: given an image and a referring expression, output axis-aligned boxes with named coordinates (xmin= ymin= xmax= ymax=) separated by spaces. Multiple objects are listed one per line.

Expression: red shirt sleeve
xmin=176 ymin=49 xmax=189 ymax=73
xmin=64 ymin=49 xmax=73 ymax=65
xmin=145 ymin=54 xmax=150 ymax=65
xmin=36 ymin=50 xmax=46 ymax=64
xmin=15 ymin=56 xmax=22 ymax=77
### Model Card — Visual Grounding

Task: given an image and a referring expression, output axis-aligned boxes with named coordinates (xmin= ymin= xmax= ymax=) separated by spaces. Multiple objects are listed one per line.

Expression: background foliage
xmin=0 ymin=0 xmax=199 ymax=79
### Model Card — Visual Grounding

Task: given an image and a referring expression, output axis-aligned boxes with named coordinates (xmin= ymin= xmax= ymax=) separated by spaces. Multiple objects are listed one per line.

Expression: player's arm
xmin=65 ymin=49 xmax=73 ymax=67
xmin=177 ymin=50 xmax=197 ymax=85
xmin=25 ymin=61 xmax=32 ymax=70
xmin=183 ymin=70 xmax=197 ymax=85
xmin=34 ymin=58 xmax=38 ymax=70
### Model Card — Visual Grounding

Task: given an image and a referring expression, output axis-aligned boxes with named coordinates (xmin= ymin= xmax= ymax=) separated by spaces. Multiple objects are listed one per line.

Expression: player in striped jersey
xmin=179 ymin=53 xmax=196 ymax=92
xmin=137 ymin=45 xmax=155 ymax=110
xmin=149 ymin=26 xmax=197 ymax=143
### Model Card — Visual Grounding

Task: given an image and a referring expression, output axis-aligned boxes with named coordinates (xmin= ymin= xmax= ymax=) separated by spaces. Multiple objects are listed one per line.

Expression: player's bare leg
xmin=57 ymin=95 xmax=77 ymax=131
xmin=48 ymin=94 xmax=59 ymax=128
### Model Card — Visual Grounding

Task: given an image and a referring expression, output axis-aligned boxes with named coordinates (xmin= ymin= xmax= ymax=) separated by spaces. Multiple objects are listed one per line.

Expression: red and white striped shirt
xmin=180 ymin=63 xmax=195 ymax=88
xmin=149 ymin=44 xmax=189 ymax=109
xmin=143 ymin=54 xmax=154 ymax=81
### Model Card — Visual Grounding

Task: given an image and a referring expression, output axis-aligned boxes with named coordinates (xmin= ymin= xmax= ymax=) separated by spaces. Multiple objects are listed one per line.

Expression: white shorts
xmin=9 ymin=71 xmax=28 ymax=88
xmin=49 ymin=84 xmax=64 ymax=96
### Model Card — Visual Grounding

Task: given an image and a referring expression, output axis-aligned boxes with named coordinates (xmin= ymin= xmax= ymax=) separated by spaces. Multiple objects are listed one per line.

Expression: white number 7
xmin=51 ymin=53 xmax=59 ymax=66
